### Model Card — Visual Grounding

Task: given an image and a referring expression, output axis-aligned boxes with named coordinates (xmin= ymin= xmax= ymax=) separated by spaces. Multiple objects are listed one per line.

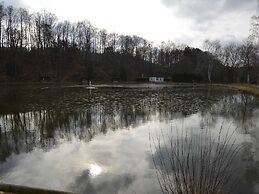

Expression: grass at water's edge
xmin=208 ymin=83 xmax=259 ymax=97
xmin=0 ymin=183 xmax=75 ymax=194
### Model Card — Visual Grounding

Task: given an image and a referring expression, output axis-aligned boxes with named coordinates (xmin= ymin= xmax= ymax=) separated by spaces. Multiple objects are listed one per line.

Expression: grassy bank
xmin=210 ymin=83 xmax=259 ymax=97
xmin=0 ymin=184 xmax=74 ymax=194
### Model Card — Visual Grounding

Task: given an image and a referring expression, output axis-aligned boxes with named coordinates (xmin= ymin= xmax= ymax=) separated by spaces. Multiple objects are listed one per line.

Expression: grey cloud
xmin=224 ymin=0 xmax=255 ymax=11
xmin=161 ymin=0 xmax=256 ymax=22
xmin=1 ymin=0 xmax=25 ymax=8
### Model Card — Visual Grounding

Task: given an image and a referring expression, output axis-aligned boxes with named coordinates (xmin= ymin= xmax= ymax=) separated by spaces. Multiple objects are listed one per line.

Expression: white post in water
xmin=89 ymin=81 xmax=92 ymax=95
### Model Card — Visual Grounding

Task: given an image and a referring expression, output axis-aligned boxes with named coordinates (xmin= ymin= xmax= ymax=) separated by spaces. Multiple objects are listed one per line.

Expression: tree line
xmin=0 ymin=2 xmax=258 ymax=83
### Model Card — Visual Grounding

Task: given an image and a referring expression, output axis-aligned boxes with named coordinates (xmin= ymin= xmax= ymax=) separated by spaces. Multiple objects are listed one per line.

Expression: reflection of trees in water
xmin=202 ymin=93 xmax=259 ymax=134
xmin=0 ymin=87 xmax=240 ymax=162
xmin=200 ymin=93 xmax=259 ymax=193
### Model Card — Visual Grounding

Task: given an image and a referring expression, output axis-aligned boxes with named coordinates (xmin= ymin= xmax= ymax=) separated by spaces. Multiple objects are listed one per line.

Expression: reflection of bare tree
xmin=240 ymin=94 xmax=249 ymax=133
xmin=199 ymin=92 xmax=259 ymax=194
xmin=203 ymin=93 xmax=258 ymax=134
xmin=0 ymin=87 xmax=237 ymax=161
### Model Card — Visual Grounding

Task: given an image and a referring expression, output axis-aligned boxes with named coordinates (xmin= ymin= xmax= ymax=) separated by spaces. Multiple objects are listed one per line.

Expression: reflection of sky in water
xmin=0 ymin=122 xmax=162 ymax=194
xmin=0 ymin=115 xmax=256 ymax=194
xmin=0 ymin=85 xmax=259 ymax=194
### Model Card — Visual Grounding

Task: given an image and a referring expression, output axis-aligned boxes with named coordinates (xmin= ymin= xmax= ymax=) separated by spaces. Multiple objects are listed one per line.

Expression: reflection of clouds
xmin=0 ymin=125 xmax=161 ymax=194
xmin=71 ymin=170 xmax=135 ymax=194
xmin=0 ymin=114 xmax=257 ymax=193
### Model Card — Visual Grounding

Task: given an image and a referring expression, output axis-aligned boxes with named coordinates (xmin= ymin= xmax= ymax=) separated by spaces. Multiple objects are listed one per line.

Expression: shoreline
xmin=209 ymin=84 xmax=259 ymax=97
xmin=0 ymin=183 xmax=74 ymax=194
xmin=1 ymin=81 xmax=259 ymax=97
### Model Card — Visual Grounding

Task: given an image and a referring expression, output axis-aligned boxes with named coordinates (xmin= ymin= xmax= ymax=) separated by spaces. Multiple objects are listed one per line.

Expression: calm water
xmin=0 ymin=84 xmax=258 ymax=194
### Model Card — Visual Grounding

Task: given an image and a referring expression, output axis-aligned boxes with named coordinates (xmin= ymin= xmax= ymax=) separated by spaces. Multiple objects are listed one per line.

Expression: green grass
xmin=209 ymin=83 xmax=259 ymax=97
xmin=0 ymin=183 xmax=74 ymax=194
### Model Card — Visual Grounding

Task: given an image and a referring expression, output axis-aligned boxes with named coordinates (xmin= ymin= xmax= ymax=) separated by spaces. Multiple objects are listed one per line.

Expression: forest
xmin=0 ymin=3 xmax=259 ymax=83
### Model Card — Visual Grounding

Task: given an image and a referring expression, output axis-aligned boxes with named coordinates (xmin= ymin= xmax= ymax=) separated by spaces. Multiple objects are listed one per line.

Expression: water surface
xmin=0 ymin=84 xmax=258 ymax=194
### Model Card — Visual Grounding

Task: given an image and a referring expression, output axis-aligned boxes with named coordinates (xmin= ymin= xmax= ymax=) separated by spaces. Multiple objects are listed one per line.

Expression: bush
xmin=150 ymin=126 xmax=244 ymax=194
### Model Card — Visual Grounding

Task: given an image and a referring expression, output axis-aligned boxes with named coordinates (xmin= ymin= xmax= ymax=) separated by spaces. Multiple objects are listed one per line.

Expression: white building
xmin=149 ymin=77 xmax=164 ymax=83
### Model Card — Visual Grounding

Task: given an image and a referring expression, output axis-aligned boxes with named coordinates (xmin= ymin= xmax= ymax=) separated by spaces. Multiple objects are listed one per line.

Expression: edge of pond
xmin=0 ymin=183 xmax=75 ymax=194
xmin=208 ymin=84 xmax=259 ymax=97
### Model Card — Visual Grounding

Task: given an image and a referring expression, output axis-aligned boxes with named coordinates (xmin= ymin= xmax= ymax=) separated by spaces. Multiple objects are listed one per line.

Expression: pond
xmin=0 ymin=84 xmax=258 ymax=194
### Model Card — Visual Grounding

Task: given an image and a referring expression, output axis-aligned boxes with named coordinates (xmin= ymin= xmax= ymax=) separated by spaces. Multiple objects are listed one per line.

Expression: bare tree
xmin=203 ymin=40 xmax=221 ymax=83
xmin=55 ymin=20 xmax=71 ymax=49
xmin=82 ymin=20 xmax=92 ymax=52
xmin=17 ymin=8 xmax=29 ymax=48
xmin=99 ymin=29 xmax=107 ymax=53
xmin=250 ymin=15 xmax=259 ymax=45
xmin=33 ymin=12 xmax=43 ymax=49
xmin=0 ymin=2 xmax=5 ymax=48
xmin=41 ymin=11 xmax=57 ymax=49
xmin=5 ymin=5 xmax=17 ymax=48
xmin=239 ymin=39 xmax=257 ymax=83
xmin=224 ymin=43 xmax=240 ymax=68
xmin=107 ymin=32 xmax=119 ymax=53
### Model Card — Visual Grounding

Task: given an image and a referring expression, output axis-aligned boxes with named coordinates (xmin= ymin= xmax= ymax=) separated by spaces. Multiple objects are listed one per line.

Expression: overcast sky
xmin=2 ymin=0 xmax=257 ymax=48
